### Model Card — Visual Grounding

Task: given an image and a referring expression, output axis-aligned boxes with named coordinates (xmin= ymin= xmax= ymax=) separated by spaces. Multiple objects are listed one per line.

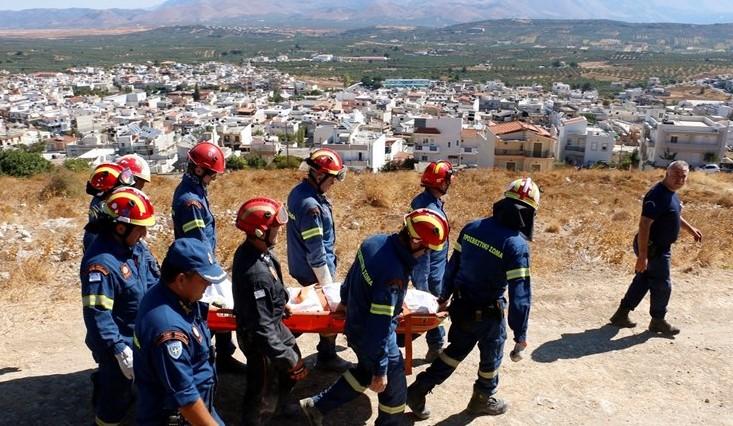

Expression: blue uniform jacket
xmin=81 ymin=233 xmax=152 ymax=356
xmin=340 ymin=234 xmax=416 ymax=376
xmin=410 ymin=190 xmax=449 ymax=279
xmin=134 ymin=283 xmax=218 ymax=425
xmin=286 ymin=179 xmax=337 ymax=283
xmin=172 ymin=173 xmax=217 ymax=253
xmin=83 ymin=195 xmax=106 ymax=251
xmin=441 ymin=217 xmax=531 ymax=342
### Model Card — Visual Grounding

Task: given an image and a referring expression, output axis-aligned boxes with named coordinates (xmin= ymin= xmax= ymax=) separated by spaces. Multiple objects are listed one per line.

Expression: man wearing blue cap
xmin=134 ymin=238 xmax=227 ymax=425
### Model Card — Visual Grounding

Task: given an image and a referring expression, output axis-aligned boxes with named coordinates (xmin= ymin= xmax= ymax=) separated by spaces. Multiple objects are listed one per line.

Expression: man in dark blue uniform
xmin=83 ymin=162 xmax=135 ymax=251
xmin=286 ymin=147 xmax=349 ymax=371
xmin=410 ymin=160 xmax=453 ymax=362
xmin=233 ymin=197 xmax=307 ymax=425
xmin=80 ymin=187 xmax=157 ymax=425
xmin=172 ymin=141 xmax=245 ymax=373
xmin=406 ymin=177 xmax=540 ymax=419
xmin=610 ymin=161 xmax=702 ymax=335
xmin=299 ymin=209 xmax=449 ymax=426
xmin=134 ymin=238 xmax=227 ymax=426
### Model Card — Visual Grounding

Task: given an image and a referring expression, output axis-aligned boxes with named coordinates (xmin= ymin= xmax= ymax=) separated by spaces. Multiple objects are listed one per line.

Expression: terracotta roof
xmin=461 ymin=128 xmax=479 ymax=138
xmin=489 ymin=121 xmax=551 ymax=137
xmin=414 ymin=127 xmax=441 ymax=134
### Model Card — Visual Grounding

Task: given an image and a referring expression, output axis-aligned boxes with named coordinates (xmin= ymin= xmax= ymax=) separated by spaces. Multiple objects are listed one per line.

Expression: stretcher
xmin=207 ymin=309 xmax=447 ymax=374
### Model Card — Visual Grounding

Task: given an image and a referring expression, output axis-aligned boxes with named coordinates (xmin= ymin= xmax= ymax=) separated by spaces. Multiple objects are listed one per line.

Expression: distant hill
xmin=1 ymin=0 xmax=733 ymax=29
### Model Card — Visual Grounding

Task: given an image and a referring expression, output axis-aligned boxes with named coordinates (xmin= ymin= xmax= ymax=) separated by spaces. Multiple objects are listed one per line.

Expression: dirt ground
xmin=1 ymin=264 xmax=731 ymax=425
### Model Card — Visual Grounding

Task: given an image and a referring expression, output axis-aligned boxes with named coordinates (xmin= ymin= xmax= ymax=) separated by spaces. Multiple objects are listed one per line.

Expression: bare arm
xmin=680 ymin=216 xmax=703 ymax=242
xmin=635 ymin=216 xmax=654 ymax=273
xmin=180 ymin=399 xmax=219 ymax=426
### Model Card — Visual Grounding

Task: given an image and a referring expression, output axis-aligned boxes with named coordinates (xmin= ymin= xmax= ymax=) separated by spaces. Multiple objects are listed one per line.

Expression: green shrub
xmin=270 ymin=155 xmax=302 ymax=169
xmin=63 ymin=158 xmax=91 ymax=173
xmin=226 ymin=155 xmax=247 ymax=170
xmin=0 ymin=150 xmax=51 ymax=177
xmin=245 ymin=154 xmax=268 ymax=169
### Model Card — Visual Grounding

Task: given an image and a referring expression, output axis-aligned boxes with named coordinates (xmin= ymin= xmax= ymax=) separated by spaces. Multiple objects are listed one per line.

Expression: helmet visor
xmin=275 ymin=204 xmax=289 ymax=226
xmin=119 ymin=168 xmax=136 ymax=187
xmin=335 ymin=167 xmax=347 ymax=182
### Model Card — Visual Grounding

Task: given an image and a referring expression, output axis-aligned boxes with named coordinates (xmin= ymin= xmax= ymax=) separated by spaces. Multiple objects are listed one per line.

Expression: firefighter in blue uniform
xmin=407 ymin=177 xmax=541 ymax=419
xmin=83 ymin=162 xmax=136 ymax=251
xmin=410 ymin=160 xmax=453 ymax=362
xmin=609 ymin=161 xmax=702 ymax=335
xmin=286 ymin=147 xmax=350 ymax=371
xmin=134 ymin=238 xmax=227 ymax=425
xmin=80 ymin=187 xmax=157 ymax=425
xmin=233 ymin=197 xmax=308 ymax=425
xmin=299 ymin=209 xmax=450 ymax=426
xmin=171 ymin=141 xmax=245 ymax=373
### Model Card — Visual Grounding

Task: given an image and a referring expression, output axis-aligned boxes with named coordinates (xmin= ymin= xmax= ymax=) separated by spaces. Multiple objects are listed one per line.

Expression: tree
xmin=0 ymin=150 xmax=51 ymax=177
xmin=193 ymin=83 xmax=201 ymax=102
xmin=660 ymin=148 xmax=677 ymax=161
xmin=226 ymin=155 xmax=247 ymax=170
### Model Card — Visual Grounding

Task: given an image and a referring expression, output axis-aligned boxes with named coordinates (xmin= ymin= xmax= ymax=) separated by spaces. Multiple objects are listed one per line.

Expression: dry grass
xmin=0 ymin=168 xmax=731 ymax=303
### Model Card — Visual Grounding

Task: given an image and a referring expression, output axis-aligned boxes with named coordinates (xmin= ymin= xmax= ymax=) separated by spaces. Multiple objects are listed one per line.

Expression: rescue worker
xmin=609 ymin=160 xmax=702 ymax=335
xmin=80 ymin=186 xmax=157 ymax=425
xmin=406 ymin=177 xmax=540 ymax=419
xmin=117 ymin=153 xmax=152 ymax=190
xmin=171 ymin=141 xmax=246 ymax=373
xmin=134 ymin=238 xmax=227 ymax=425
xmin=410 ymin=160 xmax=453 ymax=362
xmin=83 ymin=162 xmax=136 ymax=251
xmin=286 ymin=147 xmax=350 ymax=371
xmin=232 ymin=197 xmax=307 ymax=425
xmin=299 ymin=209 xmax=450 ymax=426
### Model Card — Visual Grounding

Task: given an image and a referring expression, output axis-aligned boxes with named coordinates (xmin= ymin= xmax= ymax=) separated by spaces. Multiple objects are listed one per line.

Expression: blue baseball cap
xmin=165 ymin=238 xmax=227 ymax=284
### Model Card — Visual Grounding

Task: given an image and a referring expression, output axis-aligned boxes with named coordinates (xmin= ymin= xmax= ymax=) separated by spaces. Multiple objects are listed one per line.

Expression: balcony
xmin=461 ymin=147 xmax=478 ymax=155
xmin=495 ymin=149 xmax=553 ymax=158
xmin=565 ymin=145 xmax=585 ymax=152
xmin=415 ymin=145 xmax=440 ymax=153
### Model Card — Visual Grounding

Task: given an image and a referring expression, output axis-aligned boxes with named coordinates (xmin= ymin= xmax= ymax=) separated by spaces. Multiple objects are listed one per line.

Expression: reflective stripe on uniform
xmin=301 ymin=227 xmax=323 ymax=240
xmin=83 ymin=294 xmax=114 ymax=310
xmin=369 ymin=303 xmax=394 ymax=316
xmin=133 ymin=333 xmax=141 ymax=349
xmin=478 ymin=368 xmax=499 ymax=379
xmin=506 ymin=267 xmax=530 ymax=280
xmin=344 ymin=370 xmax=367 ymax=393
xmin=439 ymin=351 xmax=461 ymax=368
xmin=95 ymin=416 xmax=120 ymax=426
xmin=378 ymin=403 xmax=406 ymax=414
xmin=182 ymin=219 xmax=205 ymax=233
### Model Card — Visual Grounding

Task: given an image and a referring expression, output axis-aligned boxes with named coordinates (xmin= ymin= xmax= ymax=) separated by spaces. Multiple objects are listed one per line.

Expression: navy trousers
xmin=621 ymin=251 xmax=672 ymax=319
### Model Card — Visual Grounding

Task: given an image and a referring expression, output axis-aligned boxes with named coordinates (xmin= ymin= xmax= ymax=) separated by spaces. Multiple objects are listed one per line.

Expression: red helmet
xmin=235 ymin=197 xmax=288 ymax=239
xmin=404 ymin=208 xmax=449 ymax=251
xmin=103 ymin=187 xmax=156 ymax=227
xmin=504 ymin=177 xmax=541 ymax=210
xmin=117 ymin=154 xmax=151 ymax=182
xmin=421 ymin=160 xmax=453 ymax=189
xmin=306 ymin=148 xmax=346 ymax=181
xmin=89 ymin=162 xmax=135 ymax=193
xmin=188 ymin=142 xmax=225 ymax=174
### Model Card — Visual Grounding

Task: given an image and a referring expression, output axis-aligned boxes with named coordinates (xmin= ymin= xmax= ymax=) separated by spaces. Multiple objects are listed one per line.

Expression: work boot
xmin=609 ymin=307 xmax=636 ymax=328
xmin=648 ymin=318 xmax=680 ymax=336
xmin=466 ymin=392 xmax=508 ymax=416
xmin=424 ymin=347 xmax=441 ymax=364
xmin=299 ymin=398 xmax=324 ymax=426
xmin=315 ymin=354 xmax=352 ymax=372
xmin=216 ymin=355 xmax=247 ymax=374
xmin=406 ymin=381 xmax=432 ymax=420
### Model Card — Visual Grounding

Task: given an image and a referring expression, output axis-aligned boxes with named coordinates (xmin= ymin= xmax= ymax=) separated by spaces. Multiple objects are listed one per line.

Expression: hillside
xmin=0 ymin=168 xmax=731 ymax=424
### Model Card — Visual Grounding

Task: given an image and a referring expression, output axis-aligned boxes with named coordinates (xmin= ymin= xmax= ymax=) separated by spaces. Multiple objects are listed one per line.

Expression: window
xmin=422 ymin=156 xmax=428 ymax=161
xmin=448 ymin=142 xmax=451 ymax=147
xmin=591 ymin=142 xmax=598 ymax=151
xmin=601 ymin=144 xmax=608 ymax=151
xmin=671 ymin=136 xmax=678 ymax=143
xmin=506 ymin=162 xmax=516 ymax=171
xmin=530 ymin=164 xmax=541 ymax=172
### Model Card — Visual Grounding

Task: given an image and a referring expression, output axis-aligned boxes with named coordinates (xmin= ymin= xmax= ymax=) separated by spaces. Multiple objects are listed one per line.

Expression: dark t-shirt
xmin=639 ymin=182 xmax=682 ymax=250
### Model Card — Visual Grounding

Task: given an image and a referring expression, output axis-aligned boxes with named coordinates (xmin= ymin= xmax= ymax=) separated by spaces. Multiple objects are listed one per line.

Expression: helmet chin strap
xmin=309 ymin=170 xmax=329 ymax=193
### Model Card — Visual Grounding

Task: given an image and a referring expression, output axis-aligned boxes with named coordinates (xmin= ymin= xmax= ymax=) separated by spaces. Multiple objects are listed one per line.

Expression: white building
xmin=556 ymin=116 xmax=615 ymax=166
xmin=412 ymin=116 xmax=462 ymax=164
xmin=647 ymin=115 xmax=730 ymax=167
xmin=324 ymin=130 xmax=386 ymax=173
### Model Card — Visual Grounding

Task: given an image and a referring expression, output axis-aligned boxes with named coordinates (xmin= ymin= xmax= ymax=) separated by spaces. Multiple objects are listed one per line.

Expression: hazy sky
xmin=1 ymin=1 xmax=163 ymax=10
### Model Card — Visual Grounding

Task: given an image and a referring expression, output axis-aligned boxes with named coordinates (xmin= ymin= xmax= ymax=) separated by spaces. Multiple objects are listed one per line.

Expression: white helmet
xmin=117 ymin=154 xmax=151 ymax=182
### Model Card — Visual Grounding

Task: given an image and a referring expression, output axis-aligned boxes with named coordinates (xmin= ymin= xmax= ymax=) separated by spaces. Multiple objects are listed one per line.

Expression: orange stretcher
xmin=207 ymin=309 xmax=447 ymax=374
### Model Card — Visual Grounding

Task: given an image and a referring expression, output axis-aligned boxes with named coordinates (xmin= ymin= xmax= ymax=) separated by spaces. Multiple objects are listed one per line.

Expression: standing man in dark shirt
xmin=610 ymin=161 xmax=702 ymax=335
xmin=232 ymin=197 xmax=307 ymax=425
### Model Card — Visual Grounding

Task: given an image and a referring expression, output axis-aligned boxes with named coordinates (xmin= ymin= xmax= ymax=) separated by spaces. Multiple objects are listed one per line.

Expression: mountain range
xmin=1 ymin=0 xmax=733 ymax=29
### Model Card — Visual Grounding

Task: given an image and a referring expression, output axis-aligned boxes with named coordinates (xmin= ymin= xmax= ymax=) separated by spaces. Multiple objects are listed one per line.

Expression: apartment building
xmin=647 ymin=115 xmax=729 ymax=167
xmin=489 ymin=121 xmax=556 ymax=172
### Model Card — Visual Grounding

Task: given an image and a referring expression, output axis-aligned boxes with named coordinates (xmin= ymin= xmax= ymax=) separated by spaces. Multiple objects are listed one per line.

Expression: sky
xmin=1 ymin=1 xmax=163 ymax=10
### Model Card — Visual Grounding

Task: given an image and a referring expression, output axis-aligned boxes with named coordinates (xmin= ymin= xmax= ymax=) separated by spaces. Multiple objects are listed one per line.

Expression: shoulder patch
xmin=87 ymin=264 xmax=110 ymax=275
xmin=120 ymin=263 xmax=132 ymax=280
xmin=155 ymin=330 xmax=190 ymax=346
xmin=185 ymin=200 xmax=203 ymax=209
xmin=88 ymin=272 xmax=103 ymax=283
xmin=166 ymin=341 xmax=183 ymax=359
xmin=254 ymin=289 xmax=266 ymax=300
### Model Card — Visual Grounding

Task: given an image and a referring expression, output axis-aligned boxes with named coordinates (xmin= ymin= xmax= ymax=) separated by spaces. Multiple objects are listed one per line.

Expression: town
xmin=1 ymin=61 xmax=731 ymax=176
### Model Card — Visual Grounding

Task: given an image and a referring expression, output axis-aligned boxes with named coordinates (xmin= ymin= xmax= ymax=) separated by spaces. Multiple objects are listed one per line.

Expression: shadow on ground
xmin=531 ymin=324 xmax=669 ymax=363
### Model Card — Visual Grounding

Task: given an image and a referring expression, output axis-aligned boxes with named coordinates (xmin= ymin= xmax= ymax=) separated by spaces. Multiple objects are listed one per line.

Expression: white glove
xmin=312 ymin=264 xmax=333 ymax=287
xmin=509 ymin=341 xmax=527 ymax=362
xmin=115 ymin=346 xmax=135 ymax=381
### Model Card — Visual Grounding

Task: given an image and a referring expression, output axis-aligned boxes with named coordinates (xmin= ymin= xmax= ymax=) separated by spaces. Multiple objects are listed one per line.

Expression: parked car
xmin=696 ymin=164 xmax=721 ymax=174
